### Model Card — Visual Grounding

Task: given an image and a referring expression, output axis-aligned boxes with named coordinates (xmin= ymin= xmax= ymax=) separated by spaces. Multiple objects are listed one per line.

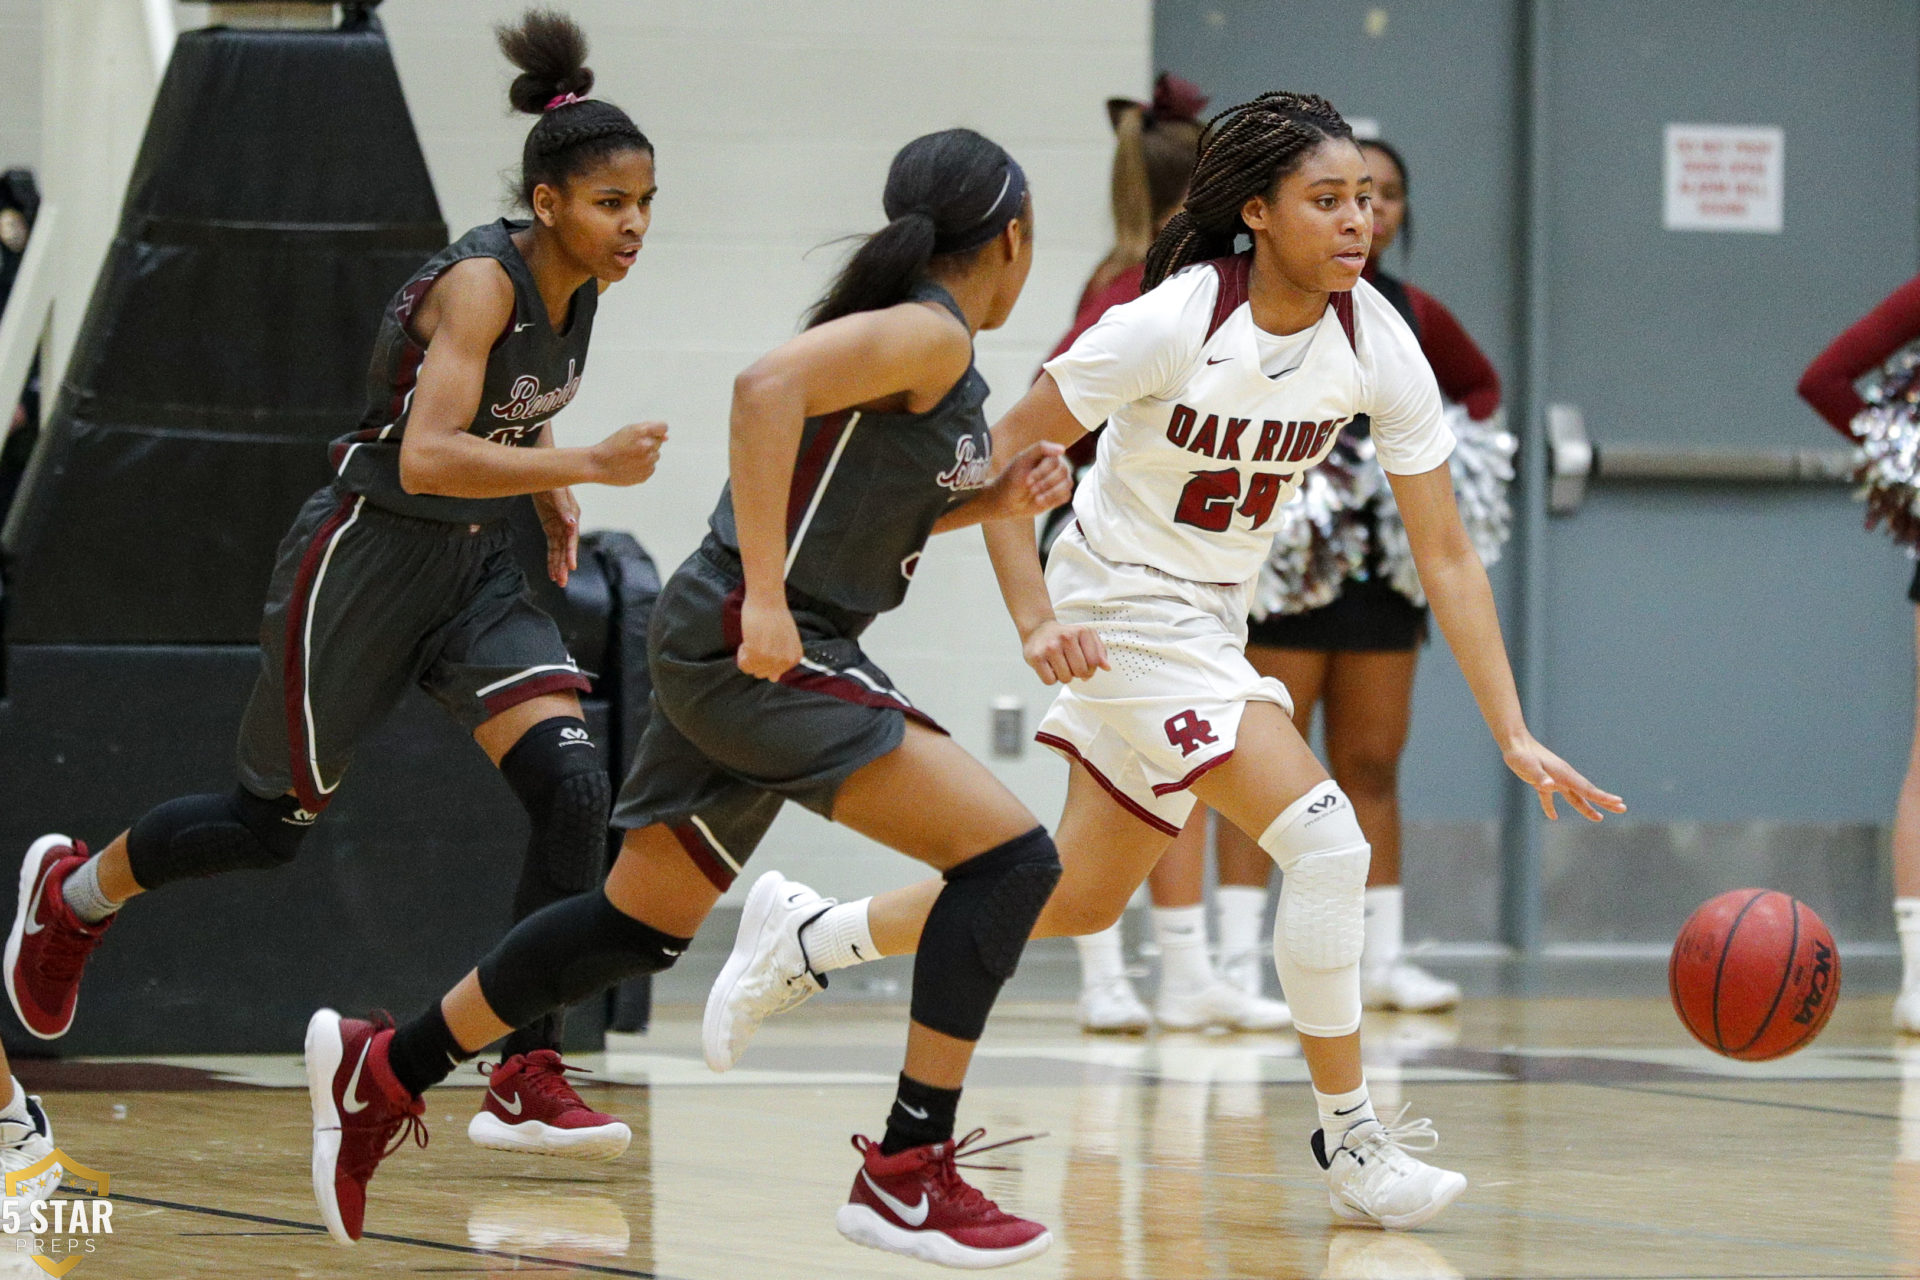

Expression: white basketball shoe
xmin=1361 ymin=961 xmax=1462 ymax=1014
xmin=1078 ymin=975 xmax=1151 ymax=1034
xmin=0 ymin=1090 xmax=59 ymax=1226
xmin=1313 ymin=1108 xmax=1467 ymax=1229
xmin=1895 ymin=981 xmax=1920 ymax=1035
xmin=1155 ymin=977 xmax=1292 ymax=1032
xmin=703 ymin=870 xmax=832 ymax=1072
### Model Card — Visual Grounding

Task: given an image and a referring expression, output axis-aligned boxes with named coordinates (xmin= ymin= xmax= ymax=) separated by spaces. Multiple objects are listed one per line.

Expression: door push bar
xmin=1545 ymin=404 xmax=1856 ymax=515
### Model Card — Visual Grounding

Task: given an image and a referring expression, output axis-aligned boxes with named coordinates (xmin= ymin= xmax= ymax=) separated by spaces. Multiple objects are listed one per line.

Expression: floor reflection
xmin=1322 ymin=1231 xmax=1465 ymax=1278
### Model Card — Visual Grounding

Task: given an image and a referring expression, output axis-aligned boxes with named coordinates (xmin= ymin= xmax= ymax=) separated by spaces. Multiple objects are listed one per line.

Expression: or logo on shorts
xmin=1163 ymin=710 xmax=1218 ymax=757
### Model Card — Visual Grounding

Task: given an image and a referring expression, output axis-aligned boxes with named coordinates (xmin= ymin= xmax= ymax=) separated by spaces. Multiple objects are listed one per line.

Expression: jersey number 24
xmin=1173 ymin=468 xmax=1292 ymax=533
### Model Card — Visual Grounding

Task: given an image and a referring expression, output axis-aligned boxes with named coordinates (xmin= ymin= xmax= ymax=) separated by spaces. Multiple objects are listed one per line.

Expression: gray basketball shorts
xmin=235 ymin=487 xmax=590 ymax=812
xmin=611 ymin=539 xmax=944 ymax=890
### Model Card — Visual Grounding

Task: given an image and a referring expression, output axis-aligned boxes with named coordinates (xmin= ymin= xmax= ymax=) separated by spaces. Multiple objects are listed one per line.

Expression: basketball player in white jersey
xmin=707 ymin=92 xmax=1626 ymax=1231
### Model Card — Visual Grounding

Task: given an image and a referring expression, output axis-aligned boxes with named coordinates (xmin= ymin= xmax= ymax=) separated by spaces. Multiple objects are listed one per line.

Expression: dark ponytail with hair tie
xmin=807 ymin=129 xmax=1028 ymax=329
xmin=495 ymin=8 xmax=651 ymax=209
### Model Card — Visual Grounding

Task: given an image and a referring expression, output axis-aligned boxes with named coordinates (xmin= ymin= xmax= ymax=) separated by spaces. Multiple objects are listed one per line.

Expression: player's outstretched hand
xmin=591 ymin=421 xmax=668 ymax=486
xmin=989 ymin=441 xmax=1073 ymax=520
xmin=533 ymin=486 xmax=581 ymax=588
xmin=1501 ymin=733 xmax=1627 ymax=822
xmin=736 ymin=594 xmax=805 ymax=682
xmin=1023 ymin=620 xmax=1109 ymax=687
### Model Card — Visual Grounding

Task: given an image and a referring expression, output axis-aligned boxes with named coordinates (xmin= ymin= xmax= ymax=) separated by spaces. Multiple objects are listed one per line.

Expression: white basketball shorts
xmin=1034 ymin=523 xmax=1293 ymax=836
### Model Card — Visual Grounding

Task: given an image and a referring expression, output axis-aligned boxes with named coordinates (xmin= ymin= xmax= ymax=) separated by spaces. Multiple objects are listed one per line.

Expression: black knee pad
xmin=910 ymin=827 xmax=1061 ymax=1042
xmin=501 ymin=718 xmax=612 ymax=913
xmin=475 ymin=889 xmax=691 ymax=1032
xmin=125 ymin=787 xmax=314 ymax=890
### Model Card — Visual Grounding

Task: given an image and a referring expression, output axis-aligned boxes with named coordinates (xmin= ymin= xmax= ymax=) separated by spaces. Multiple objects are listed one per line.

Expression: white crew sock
xmin=62 ymin=856 xmax=124 ymax=925
xmin=797 ymin=898 xmax=876 ymax=972
xmin=1898 ymin=898 xmax=1920 ymax=992
xmin=1314 ymin=1078 xmax=1377 ymax=1150
xmin=1216 ymin=885 xmax=1269 ymax=961
xmin=1152 ymin=905 xmax=1214 ymax=992
xmin=1074 ymin=923 xmax=1127 ymax=989
xmin=1362 ymin=885 xmax=1404 ymax=976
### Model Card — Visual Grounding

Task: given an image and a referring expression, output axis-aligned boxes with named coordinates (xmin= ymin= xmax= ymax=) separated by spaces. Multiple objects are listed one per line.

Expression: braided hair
xmin=1142 ymin=92 xmax=1352 ymax=289
xmin=496 ymin=9 xmax=651 ymax=210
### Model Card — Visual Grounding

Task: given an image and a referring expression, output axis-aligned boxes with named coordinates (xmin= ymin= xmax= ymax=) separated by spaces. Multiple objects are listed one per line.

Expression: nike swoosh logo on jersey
xmin=513 ymin=321 xmax=534 ymax=332
xmin=342 ymin=1041 xmax=374 ymax=1115
xmin=489 ymin=1088 xmax=523 ymax=1117
xmin=20 ymin=858 xmax=59 ymax=936
xmin=898 ymin=1102 xmax=929 ymax=1120
xmin=1206 ymin=356 xmax=1231 ymax=365
xmin=861 ymin=1170 xmax=929 ymax=1226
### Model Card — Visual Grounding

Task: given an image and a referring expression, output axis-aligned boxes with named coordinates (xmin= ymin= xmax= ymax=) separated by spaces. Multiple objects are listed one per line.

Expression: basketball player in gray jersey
xmin=10 ymin=10 xmax=661 ymax=1165
xmin=308 ymin=128 xmax=1076 ymax=1266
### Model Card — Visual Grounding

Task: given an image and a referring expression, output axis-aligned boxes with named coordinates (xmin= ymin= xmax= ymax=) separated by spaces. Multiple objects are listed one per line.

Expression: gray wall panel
xmin=1547 ymin=0 xmax=1920 ymax=448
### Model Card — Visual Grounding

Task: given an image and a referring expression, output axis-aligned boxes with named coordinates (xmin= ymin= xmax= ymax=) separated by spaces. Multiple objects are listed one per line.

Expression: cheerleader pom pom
xmin=1376 ymin=406 xmax=1518 ymax=605
xmin=1252 ymin=443 xmax=1377 ymax=619
xmin=1852 ymin=343 xmax=1920 ymax=554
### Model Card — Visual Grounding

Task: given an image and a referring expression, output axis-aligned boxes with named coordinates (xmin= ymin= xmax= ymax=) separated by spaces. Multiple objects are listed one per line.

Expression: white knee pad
xmin=1260 ymin=781 xmax=1370 ymax=1037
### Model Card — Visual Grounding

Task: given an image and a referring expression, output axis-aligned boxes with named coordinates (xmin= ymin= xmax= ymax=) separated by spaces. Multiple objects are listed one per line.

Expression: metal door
xmin=1531 ymin=0 xmax=1916 ymax=948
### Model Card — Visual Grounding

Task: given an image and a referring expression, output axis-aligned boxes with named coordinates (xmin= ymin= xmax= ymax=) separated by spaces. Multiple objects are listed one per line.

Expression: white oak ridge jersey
xmin=1043 ymin=255 xmax=1456 ymax=586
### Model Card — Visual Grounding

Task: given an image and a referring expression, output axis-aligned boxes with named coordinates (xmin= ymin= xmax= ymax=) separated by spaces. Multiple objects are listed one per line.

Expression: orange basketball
xmin=1669 ymin=889 xmax=1840 ymax=1060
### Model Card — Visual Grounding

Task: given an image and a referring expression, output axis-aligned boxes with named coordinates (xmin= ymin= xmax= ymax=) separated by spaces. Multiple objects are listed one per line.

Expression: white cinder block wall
xmin=0 ymin=0 xmax=40 ymax=170
xmin=379 ymin=1 xmax=1152 ymax=900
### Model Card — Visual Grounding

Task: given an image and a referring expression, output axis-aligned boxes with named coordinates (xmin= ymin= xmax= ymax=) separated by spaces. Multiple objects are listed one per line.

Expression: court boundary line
xmin=113 ymin=1193 xmax=682 ymax=1278
xmin=1580 ymin=1078 xmax=1900 ymax=1121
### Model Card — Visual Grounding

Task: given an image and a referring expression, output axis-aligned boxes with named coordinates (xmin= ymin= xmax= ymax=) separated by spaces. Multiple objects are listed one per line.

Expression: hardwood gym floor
xmin=2 ymin=996 xmax=1909 ymax=1278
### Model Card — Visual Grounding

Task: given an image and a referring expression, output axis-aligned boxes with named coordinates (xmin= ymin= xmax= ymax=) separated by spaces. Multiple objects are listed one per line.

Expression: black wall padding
xmin=0 ymin=645 xmax=612 ymax=1056
xmin=1 ymin=19 xmax=446 ymax=644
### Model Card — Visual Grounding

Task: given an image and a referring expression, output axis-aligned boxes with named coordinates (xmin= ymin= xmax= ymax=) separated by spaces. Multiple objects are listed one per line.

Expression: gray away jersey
xmin=708 ymin=282 xmax=993 ymax=616
xmin=330 ymin=219 xmax=597 ymax=524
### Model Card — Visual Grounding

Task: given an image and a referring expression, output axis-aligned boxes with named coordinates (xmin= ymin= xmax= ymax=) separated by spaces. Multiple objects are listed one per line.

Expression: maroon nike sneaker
xmin=304 ymin=1009 xmax=427 ymax=1245
xmin=835 ymin=1129 xmax=1051 ymax=1268
xmin=6 ymin=836 xmax=113 ymax=1040
xmin=467 ymin=1049 xmax=631 ymax=1161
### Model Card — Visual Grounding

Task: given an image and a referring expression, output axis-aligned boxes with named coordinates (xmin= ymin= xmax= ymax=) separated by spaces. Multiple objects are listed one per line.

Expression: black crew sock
xmin=500 ymin=1011 xmax=564 ymax=1063
xmin=880 ymin=1073 xmax=962 ymax=1155
xmin=386 ymin=1003 xmax=475 ymax=1099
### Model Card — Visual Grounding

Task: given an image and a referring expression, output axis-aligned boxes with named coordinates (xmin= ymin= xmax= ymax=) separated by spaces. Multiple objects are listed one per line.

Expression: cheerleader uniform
xmin=1798 ymin=270 xmax=1920 ymax=603
xmin=1247 ymin=263 xmax=1500 ymax=651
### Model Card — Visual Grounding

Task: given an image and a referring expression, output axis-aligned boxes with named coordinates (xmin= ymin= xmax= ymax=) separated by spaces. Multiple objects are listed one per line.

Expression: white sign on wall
xmin=1663 ymin=124 xmax=1784 ymax=233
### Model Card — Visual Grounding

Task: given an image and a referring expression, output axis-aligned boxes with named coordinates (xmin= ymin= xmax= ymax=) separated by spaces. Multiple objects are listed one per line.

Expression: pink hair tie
xmin=544 ymin=92 xmax=583 ymax=112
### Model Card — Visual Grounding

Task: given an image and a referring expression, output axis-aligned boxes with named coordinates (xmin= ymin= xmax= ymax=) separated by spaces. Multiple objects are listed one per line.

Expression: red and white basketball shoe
xmin=6 ymin=835 xmax=113 ymax=1040
xmin=304 ymin=1009 xmax=428 ymax=1245
xmin=467 ymin=1050 xmax=631 ymax=1161
xmin=836 ymin=1130 xmax=1051 ymax=1269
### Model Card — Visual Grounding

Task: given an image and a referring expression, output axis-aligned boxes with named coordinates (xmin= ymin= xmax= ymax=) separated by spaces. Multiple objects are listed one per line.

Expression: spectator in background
xmin=0 ymin=168 xmax=42 ymax=525
xmin=1798 ymin=274 xmax=1920 ymax=1034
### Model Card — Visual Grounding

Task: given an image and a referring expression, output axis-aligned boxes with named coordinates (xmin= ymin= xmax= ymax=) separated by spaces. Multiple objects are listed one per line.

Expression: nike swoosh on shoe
xmin=861 ymin=1171 xmax=929 ymax=1227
